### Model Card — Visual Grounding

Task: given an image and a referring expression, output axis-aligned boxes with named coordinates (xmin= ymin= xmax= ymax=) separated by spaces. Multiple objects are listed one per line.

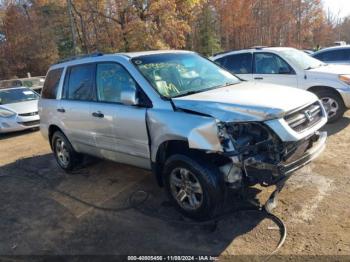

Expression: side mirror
xmin=120 ymin=89 xmax=138 ymax=106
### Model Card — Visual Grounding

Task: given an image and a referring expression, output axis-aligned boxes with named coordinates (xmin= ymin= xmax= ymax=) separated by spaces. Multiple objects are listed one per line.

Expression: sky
xmin=323 ymin=0 xmax=350 ymax=19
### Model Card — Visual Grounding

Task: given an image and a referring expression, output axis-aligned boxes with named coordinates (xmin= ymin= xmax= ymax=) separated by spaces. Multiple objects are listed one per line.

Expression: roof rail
xmin=212 ymin=49 xmax=237 ymax=57
xmin=55 ymin=52 xmax=104 ymax=65
xmin=213 ymin=46 xmax=269 ymax=56
xmin=251 ymin=46 xmax=268 ymax=50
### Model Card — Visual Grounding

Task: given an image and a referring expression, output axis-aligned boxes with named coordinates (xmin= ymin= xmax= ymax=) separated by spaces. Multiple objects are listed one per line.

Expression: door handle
xmin=57 ymin=108 xmax=65 ymax=113
xmin=254 ymin=77 xmax=264 ymax=80
xmin=92 ymin=111 xmax=104 ymax=118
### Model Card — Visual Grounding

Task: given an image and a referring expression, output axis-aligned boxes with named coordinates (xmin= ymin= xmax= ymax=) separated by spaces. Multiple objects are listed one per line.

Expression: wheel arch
xmin=48 ymin=125 xmax=65 ymax=150
xmin=307 ymin=86 xmax=344 ymax=102
xmin=151 ymin=139 xmax=230 ymax=187
xmin=152 ymin=140 xmax=190 ymax=187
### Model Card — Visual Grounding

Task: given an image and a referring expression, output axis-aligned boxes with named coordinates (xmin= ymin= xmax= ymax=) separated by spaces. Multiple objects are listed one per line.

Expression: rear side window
xmin=64 ymin=64 xmax=95 ymax=101
xmin=216 ymin=53 xmax=253 ymax=74
xmin=42 ymin=68 xmax=63 ymax=99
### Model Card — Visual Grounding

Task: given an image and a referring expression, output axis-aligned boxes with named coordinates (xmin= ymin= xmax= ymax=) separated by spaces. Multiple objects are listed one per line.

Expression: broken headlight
xmin=218 ymin=122 xmax=273 ymax=154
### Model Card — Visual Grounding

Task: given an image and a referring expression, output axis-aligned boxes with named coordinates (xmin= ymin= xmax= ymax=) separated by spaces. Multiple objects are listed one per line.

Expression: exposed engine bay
xmin=217 ymin=122 xmax=326 ymax=189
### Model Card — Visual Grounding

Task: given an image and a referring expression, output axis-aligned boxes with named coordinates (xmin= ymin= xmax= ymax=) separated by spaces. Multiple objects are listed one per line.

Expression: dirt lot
xmin=1 ymin=112 xmax=350 ymax=260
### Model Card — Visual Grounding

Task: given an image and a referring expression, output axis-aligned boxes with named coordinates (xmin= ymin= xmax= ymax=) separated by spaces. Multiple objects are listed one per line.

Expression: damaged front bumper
xmin=246 ymin=131 xmax=327 ymax=178
xmin=222 ymin=131 xmax=327 ymax=188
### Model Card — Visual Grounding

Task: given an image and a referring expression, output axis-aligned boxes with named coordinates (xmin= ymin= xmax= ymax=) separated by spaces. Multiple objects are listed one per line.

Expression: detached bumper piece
xmin=244 ymin=131 xmax=327 ymax=186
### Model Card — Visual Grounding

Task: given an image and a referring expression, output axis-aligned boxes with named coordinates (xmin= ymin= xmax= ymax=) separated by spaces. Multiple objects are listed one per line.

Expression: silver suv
xmin=39 ymin=51 xmax=327 ymax=219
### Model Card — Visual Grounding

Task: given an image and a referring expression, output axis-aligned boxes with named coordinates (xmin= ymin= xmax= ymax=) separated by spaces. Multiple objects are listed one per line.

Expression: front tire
xmin=163 ymin=154 xmax=225 ymax=220
xmin=51 ymin=131 xmax=81 ymax=172
xmin=314 ymin=89 xmax=345 ymax=123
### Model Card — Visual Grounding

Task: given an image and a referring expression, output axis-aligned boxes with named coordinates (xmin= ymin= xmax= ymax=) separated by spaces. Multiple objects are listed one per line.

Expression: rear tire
xmin=313 ymin=89 xmax=345 ymax=123
xmin=51 ymin=131 xmax=81 ymax=172
xmin=163 ymin=154 xmax=225 ymax=220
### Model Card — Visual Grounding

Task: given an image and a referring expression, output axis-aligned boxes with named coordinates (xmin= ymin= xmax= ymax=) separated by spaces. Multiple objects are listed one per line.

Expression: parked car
xmin=39 ymin=51 xmax=327 ymax=219
xmin=0 ymin=87 xmax=40 ymax=133
xmin=303 ymin=49 xmax=314 ymax=55
xmin=333 ymin=41 xmax=347 ymax=46
xmin=212 ymin=47 xmax=350 ymax=122
xmin=0 ymin=76 xmax=45 ymax=94
xmin=312 ymin=45 xmax=350 ymax=65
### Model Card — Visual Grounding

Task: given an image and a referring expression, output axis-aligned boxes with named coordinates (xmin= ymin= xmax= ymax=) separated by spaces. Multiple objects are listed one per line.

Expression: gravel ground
xmin=0 ymin=112 xmax=350 ymax=260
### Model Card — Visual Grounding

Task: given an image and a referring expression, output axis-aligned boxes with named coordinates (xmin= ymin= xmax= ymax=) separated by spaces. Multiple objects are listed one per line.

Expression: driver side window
xmin=254 ymin=53 xmax=294 ymax=74
xmin=96 ymin=63 xmax=136 ymax=103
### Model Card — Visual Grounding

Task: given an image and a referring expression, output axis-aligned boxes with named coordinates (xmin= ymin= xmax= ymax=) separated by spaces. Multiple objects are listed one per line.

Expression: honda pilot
xmin=39 ymin=51 xmax=327 ymax=219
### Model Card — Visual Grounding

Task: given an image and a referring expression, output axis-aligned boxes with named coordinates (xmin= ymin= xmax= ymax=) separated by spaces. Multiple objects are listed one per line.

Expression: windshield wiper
xmin=305 ymin=63 xmax=325 ymax=70
xmin=305 ymin=66 xmax=315 ymax=70
xmin=172 ymin=82 xmax=237 ymax=98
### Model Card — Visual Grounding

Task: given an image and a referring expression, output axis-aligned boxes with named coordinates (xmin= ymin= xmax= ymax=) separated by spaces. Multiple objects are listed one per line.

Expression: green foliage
xmin=195 ymin=2 xmax=221 ymax=56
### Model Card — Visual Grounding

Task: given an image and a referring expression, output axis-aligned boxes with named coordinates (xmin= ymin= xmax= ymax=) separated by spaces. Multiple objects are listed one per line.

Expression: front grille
xmin=18 ymin=120 xmax=40 ymax=126
xmin=19 ymin=111 xmax=38 ymax=117
xmin=284 ymin=101 xmax=323 ymax=132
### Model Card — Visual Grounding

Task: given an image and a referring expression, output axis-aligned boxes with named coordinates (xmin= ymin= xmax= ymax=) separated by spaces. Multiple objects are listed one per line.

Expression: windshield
xmin=0 ymin=88 xmax=39 ymax=105
xmin=280 ymin=48 xmax=326 ymax=70
xmin=132 ymin=53 xmax=240 ymax=98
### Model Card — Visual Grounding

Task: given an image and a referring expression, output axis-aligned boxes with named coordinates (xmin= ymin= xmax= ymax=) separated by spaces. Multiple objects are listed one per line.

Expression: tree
xmin=192 ymin=1 xmax=221 ymax=56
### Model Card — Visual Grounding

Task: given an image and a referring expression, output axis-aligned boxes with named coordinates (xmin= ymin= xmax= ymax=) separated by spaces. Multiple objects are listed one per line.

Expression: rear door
xmin=39 ymin=67 xmax=64 ymax=135
xmin=215 ymin=52 xmax=254 ymax=81
xmin=89 ymin=62 xmax=150 ymax=168
xmin=253 ymin=52 xmax=298 ymax=88
xmin=59 ymin=63 xmax=97 ymax=153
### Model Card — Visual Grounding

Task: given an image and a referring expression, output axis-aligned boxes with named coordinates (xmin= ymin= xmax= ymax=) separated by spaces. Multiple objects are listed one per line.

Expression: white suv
xmin=212 ymin=47 xmax=350 ymax=122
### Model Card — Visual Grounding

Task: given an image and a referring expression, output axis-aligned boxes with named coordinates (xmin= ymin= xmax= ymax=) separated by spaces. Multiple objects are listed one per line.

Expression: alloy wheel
xmin=169 ymin=167 xmax=203 ymax=211
xmin=55 ymin=138 xmax=70 ymax=167
xmin=321 ymin=97 xmax=339 ymax=119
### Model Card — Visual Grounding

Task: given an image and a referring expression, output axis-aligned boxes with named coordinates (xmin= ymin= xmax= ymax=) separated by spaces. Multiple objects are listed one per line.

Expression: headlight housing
xmin=0 ymin=108 xmax=16 ymax=118
xmin=339 ymin=74 xmax=350 ymax=85
xmin=217 ymin=122 xmax=273 ymax=153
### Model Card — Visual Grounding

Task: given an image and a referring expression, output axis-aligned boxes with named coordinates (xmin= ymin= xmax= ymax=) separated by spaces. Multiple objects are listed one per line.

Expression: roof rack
xmin=213 ymin=46 xmax=269 ymax=56
xmin=250 ymin=46 xmax=268 ymax=50
xmin=55 ymin=52 xmax=104 ymax=64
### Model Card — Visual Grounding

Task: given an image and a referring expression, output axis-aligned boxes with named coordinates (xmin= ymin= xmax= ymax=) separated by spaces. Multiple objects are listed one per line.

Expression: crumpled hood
xmin=1 ymin=99 xmax=38 ymax=114
xmin=172 ymin=82 xmax=318 ymax=122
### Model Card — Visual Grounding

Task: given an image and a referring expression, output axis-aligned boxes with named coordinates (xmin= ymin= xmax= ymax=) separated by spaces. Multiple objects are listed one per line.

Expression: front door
xmin=253 ymin=52 xmax=298 ymax=88
xmin=90 ymin=62 xmax=150 ymax=169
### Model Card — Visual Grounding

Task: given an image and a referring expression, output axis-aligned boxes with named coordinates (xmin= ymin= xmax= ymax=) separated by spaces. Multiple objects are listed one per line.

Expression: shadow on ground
xmin=321 ymin=116 xmax=350 ymax=136
xmin=0 ymin=154 xmax=280 ymax=256
xmin=0 ymin=128 xmax=39 ymax=140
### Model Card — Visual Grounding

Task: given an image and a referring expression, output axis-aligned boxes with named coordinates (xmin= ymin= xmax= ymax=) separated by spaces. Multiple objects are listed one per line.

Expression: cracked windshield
xmin=132 ymin=53 xmax=240 ymax=98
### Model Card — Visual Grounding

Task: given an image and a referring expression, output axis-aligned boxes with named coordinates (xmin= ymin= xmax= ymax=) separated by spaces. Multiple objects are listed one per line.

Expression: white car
xmin=0 ymin=87 xmax=40 ymax=133
xmin=211 ymin=47 xmax=350 ymax=122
